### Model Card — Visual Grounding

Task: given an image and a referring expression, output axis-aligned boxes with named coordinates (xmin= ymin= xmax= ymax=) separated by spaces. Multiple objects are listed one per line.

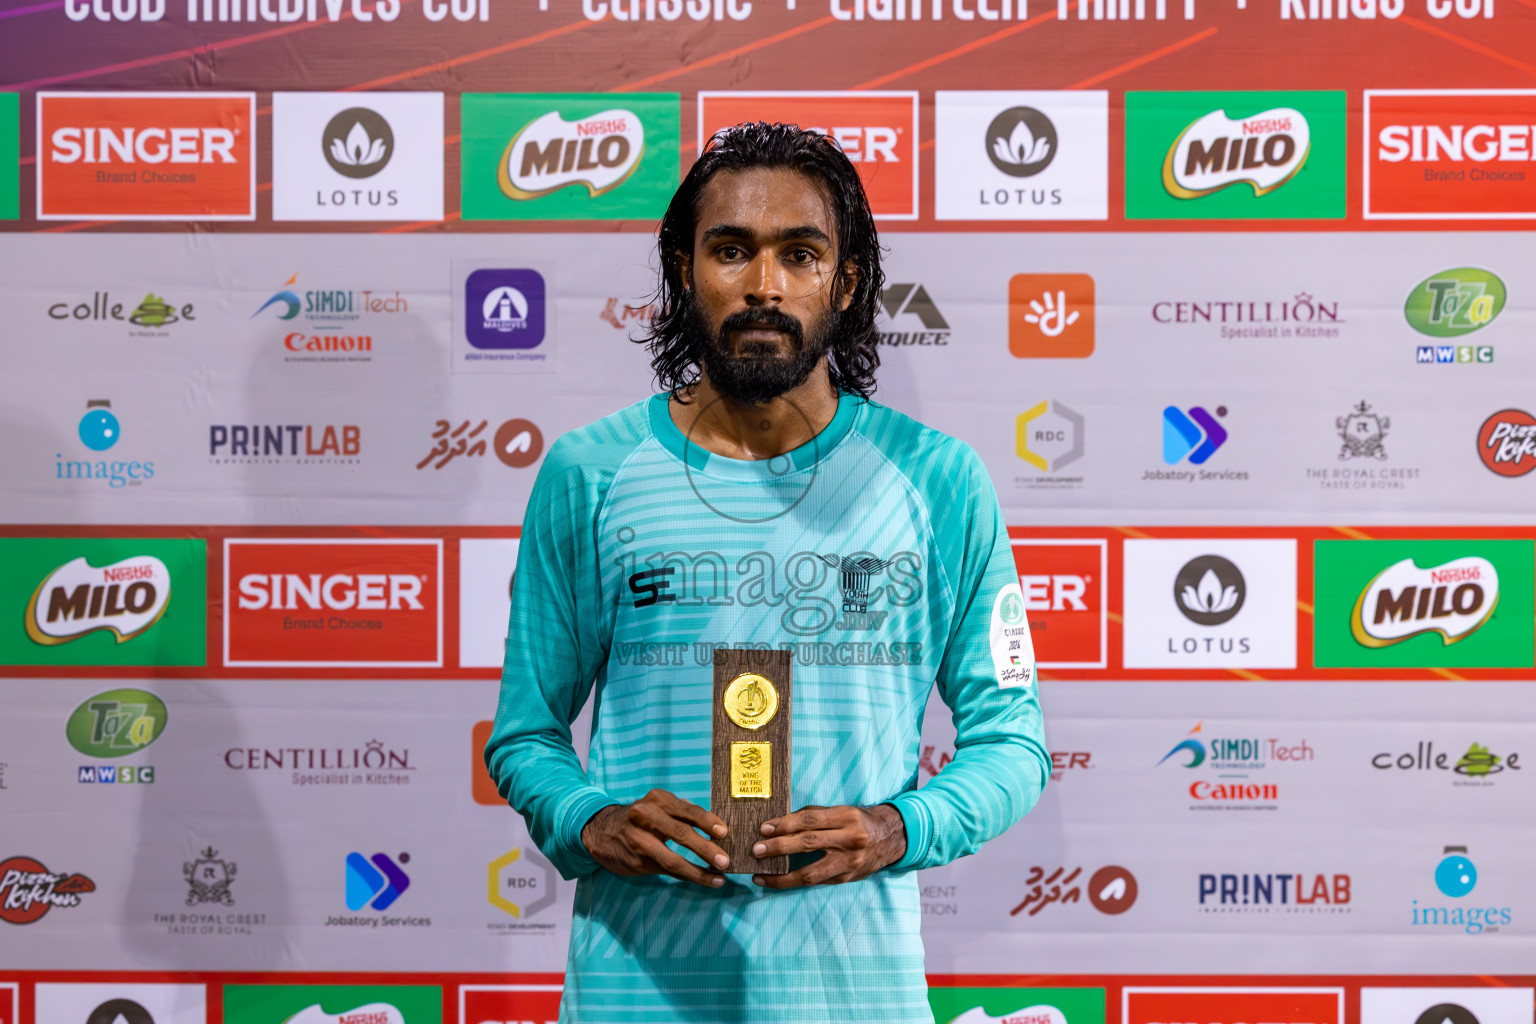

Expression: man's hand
xmin=580 ymin=789 xmax=730 ymax=889
xmin=749 ymin=804 xmax=906 ymax=889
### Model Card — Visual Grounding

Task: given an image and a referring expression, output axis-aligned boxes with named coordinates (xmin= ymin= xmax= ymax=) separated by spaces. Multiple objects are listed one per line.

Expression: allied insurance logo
xmin=461 ymin=92 xmax=679 ymax=220
xmin=698 ymin=92 xmax=919 ymax=219
xmin=37 ymin=92 xmax=256 ymax=221
xmin=1125 ymin=91 xmax=1346 ymax=219
xmin=1314 ymin=539 xmax=1535 ymax=668
xmin=1366 ymin=89 xmax=1536 ymax=219
xmin=223 ymin=539 xmax=443 ymax=668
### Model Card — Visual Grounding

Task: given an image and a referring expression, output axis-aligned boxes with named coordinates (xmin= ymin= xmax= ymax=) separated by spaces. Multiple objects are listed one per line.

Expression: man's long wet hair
xmin=639 ymin=121 xmax=884 ymax=400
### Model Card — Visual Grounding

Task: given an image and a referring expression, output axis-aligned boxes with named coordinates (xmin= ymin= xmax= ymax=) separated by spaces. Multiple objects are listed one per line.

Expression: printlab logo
xmin=1405 ymin=267 xmax=1506 ymax=338
xmin=487 ymin=846 xmax=558 ymax=931
xmin=1162 ymin=405 xmax=1228 ymax=464
xmin=1015 ymin=400 xmax=1084 ymax=490
xmin=1477 ymin=409 xmax=1536 ymax=477
xmin=417 ymin=418 xmax=544 ymax=470
xmin=207 ymin=423 xmax=361 ymax=465
xmin=1174 ymin=555 xmax=1245 ymax=626
xmin=58 ymin=399 xmax=157 ymax=489
xmin=184 ymin=846 xmax=236 ymax=906
xmin=1010 ymin=865 xmax=1137 ymax=917
xmin=1412 ymin=845 xmax=1512 ymax=935
xmin=988 ymin=107 xmax=1057 ymax=177
xmin=0 ymin=855 xmax=96 ymax=924
xmin=464 ymin=268 xmax=547 ymax=355
xmin=322 ymin=107 xmax=393 ymax=178
xmin=1198 ymin=872 xmax=1351 ymax=914
xmin=1008 ymin=274 xmax=1094 ymax=358
xmin=345 ymin=851 xmax=410 ymax=911
xmin=878 ymin=283 xmax=951 ymax=346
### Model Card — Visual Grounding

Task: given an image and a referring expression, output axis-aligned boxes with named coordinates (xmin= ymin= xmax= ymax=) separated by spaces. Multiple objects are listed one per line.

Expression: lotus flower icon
xmin=321 ymin=107 xmax=395 ymax=178
xmin=1171 ymin=554 xmax=1246 ymax=626
xmin=993 ymin=119 xmax=1051 ymax=170
xmin=331 ymin=120 xmax=388 ymax=169
xmin=985 ymin=106 xmax=1059 ymax=178
xmin=1181 ymin=569 xmax=1240 ymax=616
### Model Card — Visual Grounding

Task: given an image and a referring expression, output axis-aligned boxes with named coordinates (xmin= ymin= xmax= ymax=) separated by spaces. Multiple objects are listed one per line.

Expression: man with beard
xmin=485 ymin=122 xmax=1049 ymax=1023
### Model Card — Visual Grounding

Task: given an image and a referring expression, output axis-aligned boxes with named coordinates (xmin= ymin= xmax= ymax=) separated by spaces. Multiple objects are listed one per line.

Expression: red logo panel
xmin=1011 ymin=539 xmax=1107 ymax=668
xmin=461 ymin=985 xmax=562 ymax=1024
xmin=1125 ymin=988 xmax=1344 ymax=1024
xmin=224 ymin=539 xmax=442 ymax=667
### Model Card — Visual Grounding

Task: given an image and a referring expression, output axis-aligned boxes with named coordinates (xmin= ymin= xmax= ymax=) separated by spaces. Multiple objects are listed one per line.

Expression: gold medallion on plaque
xmin=722 ymin=672 xmax=778 ymax=730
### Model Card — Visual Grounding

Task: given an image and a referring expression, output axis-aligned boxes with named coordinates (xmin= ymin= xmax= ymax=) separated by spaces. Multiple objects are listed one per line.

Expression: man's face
xmin=684 ymin=166 xmax=852 ymax=406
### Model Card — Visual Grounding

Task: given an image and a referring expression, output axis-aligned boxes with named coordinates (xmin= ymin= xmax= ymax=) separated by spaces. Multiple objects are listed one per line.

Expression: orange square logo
xmin=224 ymin=539 xmax=442 ymax=667
xmin=1011 ymin=539 xmax=1106 ymax=668
xmin=1126 ymin=988 xmax=1344 ymax=1024
xmin=1009 ymin=273 xmax=1095 ymax=358
xmin=38 ymin=91 xmax=255 ymax=221
xmin=472 ymin=719 xmax=502 ymax=806
xmin=698 ymin=92 xmax=918 ymax=219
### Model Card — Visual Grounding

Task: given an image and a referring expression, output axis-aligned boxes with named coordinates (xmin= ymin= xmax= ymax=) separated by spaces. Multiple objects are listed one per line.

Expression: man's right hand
xmin=580 ymin=788 xmax=730 ymax=889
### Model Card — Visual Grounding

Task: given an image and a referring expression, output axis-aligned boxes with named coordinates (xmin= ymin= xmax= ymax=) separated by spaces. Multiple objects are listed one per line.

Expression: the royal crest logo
xmin=1477 ymin=409 xmax=1536 ymax=477
xmin=498 ymin=109 xmax=643 ymax=200
xmin=184 ymin=846 xmax=236 ymax=906
xmin=1163 ymin=107 xmax=1310 ymax=199
xmin=1351 ymin=557 xmax=1499 ymax=648
xmin=25 ymin=555 xmax=172 ymax=646
xmin=0 ymin=856 xmax=96 ymax=924
xmin=1338 ymin=401 xmax=1389 ymax=461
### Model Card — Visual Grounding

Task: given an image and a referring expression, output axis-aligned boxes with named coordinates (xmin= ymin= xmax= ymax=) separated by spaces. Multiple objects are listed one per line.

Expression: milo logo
xmin=1163 ymin=107 xmax=1310 ymax=199
xmin=499 ymin=108 xmax=644 ymax=200
xmin=66 ymin=688 xmax=167 ymax=759
xmin=25 ymin=554 xmax=171 ymax=646
xmin=1405 ymin=267 xmax=1506 ymax=338
xmin=1351 ymin=556 xmax=1498 ymax=648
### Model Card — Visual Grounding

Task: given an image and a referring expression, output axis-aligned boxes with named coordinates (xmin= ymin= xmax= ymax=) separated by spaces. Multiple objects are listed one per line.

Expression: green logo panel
xmin=0 ymin=537 xmax=206 ymax=666
xmin=1404 ymin=267 xmax=1507 ymax=337
xmin=461 ymin=92 xmax=679 ymax=221
xmin=1125 ymin=90 xmax=1346 ymax=220
xmin=1314 ymin=539 xmax=1534 ymax=668
xmin=67 ymin=688 xmax=168 ymax=757
xmin=0 ymin=92 xmax=17 ymax=220
xmin=929 ymin=987 xmax=1107 ymax=1024
xmin=222 ymin=985 xmax=442 ymax=1024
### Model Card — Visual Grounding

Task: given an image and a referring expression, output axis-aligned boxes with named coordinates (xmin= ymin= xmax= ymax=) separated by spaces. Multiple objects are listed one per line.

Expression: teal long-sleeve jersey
xmin=486 ymin=392 xmax=1050 ymax=1024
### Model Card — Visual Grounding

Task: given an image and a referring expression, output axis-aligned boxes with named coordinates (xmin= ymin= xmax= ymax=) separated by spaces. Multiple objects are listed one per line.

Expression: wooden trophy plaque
xmin=711 ymin=647 xmax=792 ymax=875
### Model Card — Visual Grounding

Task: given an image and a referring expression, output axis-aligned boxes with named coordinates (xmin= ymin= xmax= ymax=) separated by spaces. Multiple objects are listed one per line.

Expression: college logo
xmin=184 ymin=847 xmax=236 ymax=906
xmin=35 ymin=985 xmax=208 ymax=1024
xmin=1315 ymin=540 xmax=1535 ymax=668
xmin=464 ymin=268 xmax=547 ymax=353
xmin=1011 ymin=865 xmax=1137 ymax=918
xmin=1124 ymin=988 xmax=1343 ymax=1024
xmin=67 ymin=688 xmax=167 ymax=759
xmin=1011 ymin=539 xmax=1106 ymax=668
xmin=1337 ymin=401 xmax=1389 ymax=461
xmin=0 ymin=92 xmax=17 ymax=220
xmin=929 ymin=987 xmax=1107 ymax=1024
xmin=38 ymin=91 xmax=256 ymax=220
xmin=1 ymin=538 xmax=205 ymax=667
xmin=1162 ymin=405 xmax=1228 ymax=464
xmin=1125 ymin=91 xmax=1346 ymax=219
xmin=346 ymin=851 xmax=410 ymax=911
xmin=223 ymin=986 xmax=441 ymax=1024
xmin=1478 ymin=409 xmax=1536 ymax=477
xmin=49 ymin=291 xmax=197 ymax=333
xmin=0 ymin=856 xmax=96 ymax=924
xmin=1008 ymin=274 xmax=1094 ymax=358
xmin=460 ymin=986 xmax=562 ymax=1024
xmin=1373 ymin=742 xmax=1522 ymax=785
xmin=462 ymin=93 xmax=678 ymax=220
xmin=935 ymin=91 xmax=1108 ymax=221
xmin=1404 ymin=268 xmax=1506 ymax=338
xmin=224 ymin=539 xmax=443 ymax=667
xmin=1362 ymin=988 xmax=1536 ymax=1024
xmin=273 ymin=92 xmax=444 ymax=222
xmin=878 ymin=283 xmax=951 ymax=346
xmin=1366 ymin=90 xmax=1536 ymax=219
xmin=487 ymin=847 xmax=558 ymax=929
xmin=699 ymin=92 xmax=918 ymax=219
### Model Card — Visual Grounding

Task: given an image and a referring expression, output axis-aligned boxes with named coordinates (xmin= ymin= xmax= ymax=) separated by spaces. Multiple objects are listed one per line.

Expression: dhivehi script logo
xmin=284 ymin=1003 xmax=406 ymax=1024
xmin=952 ymin=1007 xmax=1070 ymax=1024
xmin=25 ymin=555 xmax=172 ymax=646
xmin=498 ymin=109 xmax=644 ymax=200
xmin=1351 ymin=556 xmax=1498 ymax=648
xmin=1162 ymin=107 xmax=1310 ymax=199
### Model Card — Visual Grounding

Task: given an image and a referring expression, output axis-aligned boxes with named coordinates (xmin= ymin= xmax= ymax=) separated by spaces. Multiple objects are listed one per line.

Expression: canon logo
xmin=1377 ymin=124 xmax=1536 ymax=163
xmin=50 ymin=126 xmax=237 ymax=165
xmin=237 ymin=573 xmax=424 ymax=611
xmin=808 ymin=125 xmax=899 ymax=163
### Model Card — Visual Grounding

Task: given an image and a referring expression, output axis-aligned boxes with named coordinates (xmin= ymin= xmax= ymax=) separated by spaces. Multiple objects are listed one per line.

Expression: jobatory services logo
xmin=38 ymin=91 xmax=256 ymax=220
xmin=934 ymin=91 xmax=1109 ymax=221
xmin=1477 ymin=409 xmax=1536 ymax=477
xmin=1008 ymin=274 xmax=1094 ymax=358
xmin=1011 ymin=539 xmax=1106 ymax=668
xmin=1366 ymin=89 xmax=1536 ymax=219
xmin=460 ymin=986 xmax=562 ymax=1024
xmin=1362 ymin=988 xmax=1536 ymax=1024
xmin=1124 ymin=988 xmax=1344 ymax=1024
xmin=0 ymin=856 xmax=96 ymax=924
xmin=1122 ymin=540 xmax=1298 ymax=669
xmin=224 ymin=538 xmax=443 ymax=668
xmin=928 ymin=987 xmax=1107 ymax=1024
xmin=68 ymin=688 xmax=167 ymax=786
xmin=461 ymin=93 xmax=678 ymax=220
xmin=1015 ymin=400 xmax=1084 ymax=491
xmin=487 ymin=846 xmax=558 ymax=933
xmin=1372 ymin=740 xmax=1522 ymax=787
xmin=1314 ymin=539 xmax=1534 ymax=668
xmin=1405 ymin=267 xmax=1506 ymax=338
xmin=1010 ymin=865 xmax=1138 ymax=918
xmin=1125 ymin=91 xmax=1346 ymax=219
xmin=345 ymin=851 xmax=410 ymax=912
xmin=699 ymin=92 xmax=919 ymax=219
xmin=223 ymin=986 xmax=441 ymax=1024
xmin=878 ymin=283 xmax=951 ymax=346
xmin=1197 ymin=871 xmax=1351 ymax=915
xmin=417 ymin=418 xmax=544 ymax=470
xmin=1410 ymin=845 xmax=1513 ymax=935
xmin=0 ymin=538 xmax=205 ymax=667
xmin=57 ymin=399 xmax=158 ymax=489
xmin=272 ymin=92 xmax=444 ymax=222
xmin=1162 ymin=405 xmax=1227 ymax=465
xmin=0 ymin=93 xmax=17 ymax=220
xmin=49 ymin=290 xmax=197 ymax=335
xmin=34 ymin=984 xmax=209 ymax=1024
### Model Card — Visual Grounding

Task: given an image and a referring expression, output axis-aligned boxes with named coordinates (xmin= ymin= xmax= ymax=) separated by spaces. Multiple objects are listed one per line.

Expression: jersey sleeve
xmin=888 ymin=445 xmax=1050 ymax=871
xmin=484 ymin=437 xmax=620 ymax=880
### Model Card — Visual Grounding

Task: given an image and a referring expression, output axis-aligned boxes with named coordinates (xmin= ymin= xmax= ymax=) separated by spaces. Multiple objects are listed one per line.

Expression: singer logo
xmin=698 ymin=92 xmax=919 ymax=219
xmin=38 ymin=92 xmax=256 ymax=220
xmin=1124 ymin=987 xmax=1344 ymax=1024
xmin=1011 ymin=539 xmax=1107 ymax=668
xmin=1008 ymin=274 xmax=1094 ymax=358
xmin=224 ymin=539 xmax=442 ymax=667
xmin=459 ymin=985 xmax=562 ymax=1024
xmin=1351 ymin=557 xmax=1499 ymax=648
xmin=1163 ymin=107 xmax=1310 ymax=199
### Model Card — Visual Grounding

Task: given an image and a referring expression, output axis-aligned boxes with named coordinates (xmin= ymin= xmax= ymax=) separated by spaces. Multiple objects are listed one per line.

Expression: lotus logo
xmin=322 ymin=107 xmax=394 ymax=179
xmin=1163 ymin=107 xmax=1310 ymax=199
xmin=1174 ymin=555 xmax=1245 ymax=626
xmin=25 ymin=555 xmax=172 ymax=646
xmin=498 ymin=109 xmax=644 ymax=200
xmin=285 ymin=1003 xmax=406 ymax=1024
xmin=1351 ymin=556 xmax=1498 ymax=648
xmin=986 ymin=106 xmax=1057 ymax=178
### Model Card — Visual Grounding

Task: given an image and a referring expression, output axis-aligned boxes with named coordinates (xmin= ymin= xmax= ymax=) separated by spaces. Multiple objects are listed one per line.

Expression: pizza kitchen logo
xmin=0 ymin=856 xmax=96 ymax=925
xmin=1350 ymin=556 xmax=1498 ymax=649
xmin=1163 ymin=106 xmax=1310 ymax=199
xmin=1478 ymin=409 xmax=1536 ymax=477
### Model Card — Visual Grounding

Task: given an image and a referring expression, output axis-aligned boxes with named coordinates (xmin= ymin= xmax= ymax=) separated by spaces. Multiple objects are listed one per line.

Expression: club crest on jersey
xmin=819 ymin=553 xmax=892 ymax=631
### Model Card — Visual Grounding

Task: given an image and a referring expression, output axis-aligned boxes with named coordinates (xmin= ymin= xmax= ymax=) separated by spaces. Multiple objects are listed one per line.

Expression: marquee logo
xmin=25 ymin=555 xmax=171 ymax=647
xmin=1477 ymin=410 xmax=1536 ymax=477
xmin=1350 ymin=556 xmax=1498 ymax=648
xmin=1404 ymin=268 xmax=1505 ymax=338
xmin=38 ymin=91 xmax=256 ymax=220
xmin=879 ymin=283 xmax=951 ymax=346
xmin=500 ymin=109 xmax=643 ymax=199
xmin=1165 ymin=107 xmax=1311 ymax=198
xmin=0 ymin=856 xmax=96 ymax=924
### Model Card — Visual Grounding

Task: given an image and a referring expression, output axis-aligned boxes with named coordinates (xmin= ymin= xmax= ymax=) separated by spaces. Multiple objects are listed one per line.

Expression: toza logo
xmin=987 ymin=107 xmax=1057 ymax=178
xmin=1477 ymin=409 xmax=1536 ymax=477
xmin=1163 ymin=107 xmax=1310 ymax=199
xmin=1404 ymin=267 xmax=1506 ymax=337
xmin=499 ymin=108 xmax=643 ymax=200
xmin=322 ymin=107 xmax=392 ymax=178
xmin=26 ymin=555 xmax=172 ymax=646
xmin=66 ymin=688 xmax=167 ymax=758
xmin=1351 ymin=556 xmax=1498 ymax=648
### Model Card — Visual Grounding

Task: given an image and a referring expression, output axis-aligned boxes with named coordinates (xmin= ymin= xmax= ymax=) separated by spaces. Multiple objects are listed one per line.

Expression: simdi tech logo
xmin=222 ymin=985 xmax=442 ymax=1024
xmin=1124 ymin=91 xmax=1346 ymax=219
xmin=1123 ymin=988 xmax=1344 ymax=1024
xmin=224 ymin=538 xmax=442 ymax=667
xmin=699 ymin=92 xmax=919 ymax=219
xmin=929 ymin=986 xmax=1107 ymax=1024
xmin=1313 ymin=539 xmax=1535 ymax=668
xmin=461 ymin=93 xmax=679 ymax=220
xmin=37 ymin=92 xmax=256 ymax=220
xmin=0 ymin=537 xmax=206 ymax=666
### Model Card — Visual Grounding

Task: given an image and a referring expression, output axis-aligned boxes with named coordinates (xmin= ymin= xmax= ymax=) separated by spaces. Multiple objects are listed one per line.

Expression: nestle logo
xmin=577 ymin=117 xmax=627 ymax=137
xmin=1431 ymin=567 xmax=1481 ymax=585
xmin=101 ymin=564 xmax=154 ymax=583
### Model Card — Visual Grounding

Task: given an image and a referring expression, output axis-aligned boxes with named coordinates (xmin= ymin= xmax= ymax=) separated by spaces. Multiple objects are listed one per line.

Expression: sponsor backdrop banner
xmin=2 ymin=3 xmax=1536 ymax=1023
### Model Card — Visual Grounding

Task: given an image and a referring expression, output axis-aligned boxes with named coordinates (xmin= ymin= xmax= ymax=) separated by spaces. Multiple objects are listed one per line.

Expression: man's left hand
xmin=750 ymin=804 xmax=906 ymax=889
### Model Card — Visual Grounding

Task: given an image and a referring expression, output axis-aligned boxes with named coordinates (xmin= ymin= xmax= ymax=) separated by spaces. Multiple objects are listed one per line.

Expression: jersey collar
xmin=647 ymin=390 xmax=860 ymax=481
